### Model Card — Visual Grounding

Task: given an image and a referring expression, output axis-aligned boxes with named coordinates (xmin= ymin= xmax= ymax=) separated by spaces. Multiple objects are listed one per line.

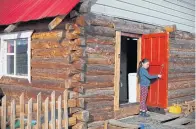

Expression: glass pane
xmin=7 ymin=55 xmax=14 ymax=75
xmin=16 ymin=39 xmax=28 ymax=76
xmin=7 ymin=40 xmax=14 ymax=53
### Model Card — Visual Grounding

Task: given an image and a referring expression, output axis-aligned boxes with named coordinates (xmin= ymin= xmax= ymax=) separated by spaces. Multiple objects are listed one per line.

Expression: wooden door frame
xmin=114 ymin=31 xmax=141 ymax=111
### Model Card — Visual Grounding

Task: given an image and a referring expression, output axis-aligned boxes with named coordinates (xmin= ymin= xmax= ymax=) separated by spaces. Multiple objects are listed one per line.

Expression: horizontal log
xmin=84 ymin=96 xmax=114 ymax=103
xmin=88 ymin=106 xmax=113 ymax=114
xmin=169 ymin=51 xmax=195 ymax=57
xmin=168 ymin=87 xmax=195 ymax=99
xmin=32 ymin=46 xmax=82 ymax=58
xmin=69 ymin=87 xmax=114 ymax=99
xmin=86 ymin=75 xmax=114 ymax=83
xmin=31 ymin=79 xmax=65 ymax=90
xmin=169 ymin=67 xmax=195 ymax=73
xmin=31 ymin=38 xmax=85 ymax=49
xmin=72 ymin=87 xmax=84 ymax=94
xmin=85 ymin=100 xmax=114 ymax=110
xmin=89 ymin=112 xmax=114 ymax=122
xmin=169 ymin=58 xmax=195 ymax=64
xmin=170 ymin=38 xmax=194 ymax=45
xmin=0 ymin=76 xmax=30 ymax=86
xmin=168 ymin=80 xmax=195 ymax=90
xmin=32 ymin=30 xmax=63 ymax=40
xmin=170 ymin=31 xmax=195 ymax=40
xmin=86 ymin=44 xmax=114 ymax=55
xmin=32 ymin=59 xmax=85 ymax=70
xmin=87 ymin=35 xmax=115 ymax=45
xmin=85 ymin=26 xmax=115 ymax=37
xmin=168 ymin=76 xmax=195 ymax=83
xmin=69 ymin=107 xmax=83 ymax=114
xmin=169 ymin=63 xmax=195 ymax=70
xmin=87 ymin=57 xmax=115 ymax=65
xmin=72 ymin=122 xmax=87 ymax=129
xmin=86 ymin=64 xmax=114 ymax=75
xmin=69 ymin=82 xmax=114 ymax=89
xmin=84 ymin=13 xmax=114 ymax=28
xmin=76 ymin=15 xmax=86 ymax=27
xmin=31 ymin=56 xmax=70 ymax=65
xmin=168 ymin=95 xmax=195 ymax=106
xmin=72 ymin=110 xmax=89 ymax=122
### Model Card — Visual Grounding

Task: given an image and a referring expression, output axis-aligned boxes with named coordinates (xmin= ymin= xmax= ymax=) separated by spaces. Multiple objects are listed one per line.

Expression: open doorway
xmin=119 ymin=36 xmax=139 ymax=104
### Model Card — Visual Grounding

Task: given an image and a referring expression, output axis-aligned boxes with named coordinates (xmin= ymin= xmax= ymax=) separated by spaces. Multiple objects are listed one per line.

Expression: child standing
xmin=138 ymin=59 xmax=162 ymax=117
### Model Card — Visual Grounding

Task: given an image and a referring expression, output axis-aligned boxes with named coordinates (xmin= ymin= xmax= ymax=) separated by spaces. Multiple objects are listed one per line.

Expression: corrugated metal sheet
xmin=0 ymin=0 xmax=80 ymax=25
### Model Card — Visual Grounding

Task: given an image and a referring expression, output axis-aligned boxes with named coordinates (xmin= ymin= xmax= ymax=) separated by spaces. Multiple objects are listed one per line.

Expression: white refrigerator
xmin=128 ymin=73 xmax=137 ymax=103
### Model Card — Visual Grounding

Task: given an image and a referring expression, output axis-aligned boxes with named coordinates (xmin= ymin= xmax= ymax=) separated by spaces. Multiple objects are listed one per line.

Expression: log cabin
xmin=0 ymin=0 xmax=195 ymax=128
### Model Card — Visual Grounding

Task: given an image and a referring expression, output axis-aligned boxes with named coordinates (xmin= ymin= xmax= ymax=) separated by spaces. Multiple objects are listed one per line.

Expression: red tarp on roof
xmin=0 ymin=0 xmax=80 ymax=25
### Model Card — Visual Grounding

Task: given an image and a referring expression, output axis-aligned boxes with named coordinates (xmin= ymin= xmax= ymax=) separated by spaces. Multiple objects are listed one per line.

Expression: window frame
xmin=0 ymin=30 xmax=33 ymax=82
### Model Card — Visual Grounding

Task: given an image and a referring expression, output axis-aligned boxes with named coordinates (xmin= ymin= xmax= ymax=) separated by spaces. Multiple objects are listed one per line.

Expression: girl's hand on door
xmin=158 ymin=74 xmax=162 ymax=78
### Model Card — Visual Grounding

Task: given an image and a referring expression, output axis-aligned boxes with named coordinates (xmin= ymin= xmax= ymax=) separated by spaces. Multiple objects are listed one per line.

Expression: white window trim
xmin=0 ymin=30 xmax=33 ymax=83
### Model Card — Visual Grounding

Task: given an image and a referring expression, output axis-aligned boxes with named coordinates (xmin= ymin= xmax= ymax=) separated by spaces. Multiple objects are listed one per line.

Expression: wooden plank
xmin=4 ymin=23 xmax=19 ymax=33
xmin=28 ymin=99 xmax=33 ymax=129
xmin=137 ymin=38 xmax=141 ymax=102
xmin=114 ymin=31 xmax=121 ymax=111
xmin=1 ymin=96 xmax=6 ymax=129
xmin=64 ymin=90 xmax=69 ymax=129
xmin=108 ymin=119 xmax=138 ymax=129
xmin=48 ymin=15 xmax=66 ymax=30
xmin=37 ymin=93 xmax=41 ymax=129
xmin=20 ymin=93 xmax=25 ymax=129
xmin=10 ymin=100 xmax=16 ymax=129
xmin=149 ymin=112 xmax=182 ymax=122
xmin=45 ymin=97 xmax=49 ymax=129
xmin=58 ymin=96 xmax=62 ymax=129
xmin=51 ymin=91 xmax=56 ymax=129
xmin=163 ymin=118 xmax=194 ymax=126
xmin=104 ymin=120 xmax=108 ymax=129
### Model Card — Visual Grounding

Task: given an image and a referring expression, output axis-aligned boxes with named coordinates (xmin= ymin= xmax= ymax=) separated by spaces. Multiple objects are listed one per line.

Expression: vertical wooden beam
xmin=104 ymin=120 xmax=108 ymax=129
xmin=58 ymin=96 xmax=62 ymax=129
xmin=45 ymin=97 xmax=49 ymax=129
xmin=20 ymin=93 xmax=25 ymax=129
xmin=28 ymin=99 xmax=32 ymax=129
xmin=1 ymin=96 xmax=6 ymax=129
xmin=51 ymin=91 xmax=56 ymax=129
xmin=63 ymin=90 xmax=69 ymax=129
xmin=10 ymin=100 xmax=15 ymax=129
xmin=137 ymin=38 xmax=142 ymax=102
xmin=37 ymin=93 xmax=41 ymax=129
xmin=114 ymin=31 xmax=121 ymax=111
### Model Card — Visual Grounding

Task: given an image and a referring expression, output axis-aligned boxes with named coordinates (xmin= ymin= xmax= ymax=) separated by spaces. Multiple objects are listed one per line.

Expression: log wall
xmin=168 ymin=31 xmax=195 ymax=106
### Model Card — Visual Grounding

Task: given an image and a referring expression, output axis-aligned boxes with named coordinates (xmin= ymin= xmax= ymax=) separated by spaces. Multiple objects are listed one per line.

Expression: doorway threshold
xmin=120 ymin=102 xmax=139 ymax=108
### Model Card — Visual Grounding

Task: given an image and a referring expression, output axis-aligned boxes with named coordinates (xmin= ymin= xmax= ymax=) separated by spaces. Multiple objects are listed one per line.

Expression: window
xmin=0 ymin=31 xmax=33 ymax=82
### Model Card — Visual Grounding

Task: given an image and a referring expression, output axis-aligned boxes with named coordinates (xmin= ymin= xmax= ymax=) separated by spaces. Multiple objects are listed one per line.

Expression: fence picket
xmin=64 ymin=90 xmax=69 ymax=129
xmin=45 ymin=97 xmax=49 ymax=129
xmin=28 ymin=98 xmax=33 ymax=129
xmin=1 ymin=96 xmax=6 ymax=129
xmin=51 ymin=91 xmax=56 ymax=129
xmin=11 ymin=100 xmax=16 ymax=129
xmin=37 ymin=93 xmax=41 ymax=129
xmin=58 ymin=96 xmax=62 ymax=129
xmin=20 ymin=93 xmax=24 ymax=129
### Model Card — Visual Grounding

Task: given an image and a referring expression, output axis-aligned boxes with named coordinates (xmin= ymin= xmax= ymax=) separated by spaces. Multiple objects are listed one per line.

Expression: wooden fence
xmin=0 ymin=90 xmax=89 ymax=129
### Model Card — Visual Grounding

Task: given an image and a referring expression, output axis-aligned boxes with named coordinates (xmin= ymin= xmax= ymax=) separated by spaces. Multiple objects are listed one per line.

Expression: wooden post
xmin=64 ymin=90 xmax=69 ymax=129
xmin=104 ymin=121 xmax=108 ymax=129
xmin=51 ymin=91 xmax=56 ymax=129
xmin=45 ymin=97 xmax=49 ymax=129
xmin=28 ymin=99 xmax=33 ymax=129
xmin=114 ymin=31 xmax=121 ymax=111
xmin=37 ymin=93 xmax=41 ymax=129
xmin=20 ymin=93 xmax=25 ymax=129
xmin=10 ymin=100 xmax=16 ymax=129
xmin=1 ymin=96 xmax=6 ymax=129
xmin=58 ymin=96 xmax=62 ymax=129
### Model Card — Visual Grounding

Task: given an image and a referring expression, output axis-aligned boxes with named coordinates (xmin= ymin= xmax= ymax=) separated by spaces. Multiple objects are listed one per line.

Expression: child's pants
xmin=140 ymin=86 xmax=149 ymax=111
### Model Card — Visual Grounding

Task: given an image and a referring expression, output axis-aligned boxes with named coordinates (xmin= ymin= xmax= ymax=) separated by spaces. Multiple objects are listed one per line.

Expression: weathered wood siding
xmin=0 ymin=17 xmax=86 ymax=102
xmin=91 ymin=0 xmax=195 ymax=33
xmin=168 ymin=32 xmax=195 ymax=106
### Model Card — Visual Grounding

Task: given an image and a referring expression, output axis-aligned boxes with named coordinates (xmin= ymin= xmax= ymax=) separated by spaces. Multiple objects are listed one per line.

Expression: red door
xmin=141 ymin=33 xmax=168 ymax=108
